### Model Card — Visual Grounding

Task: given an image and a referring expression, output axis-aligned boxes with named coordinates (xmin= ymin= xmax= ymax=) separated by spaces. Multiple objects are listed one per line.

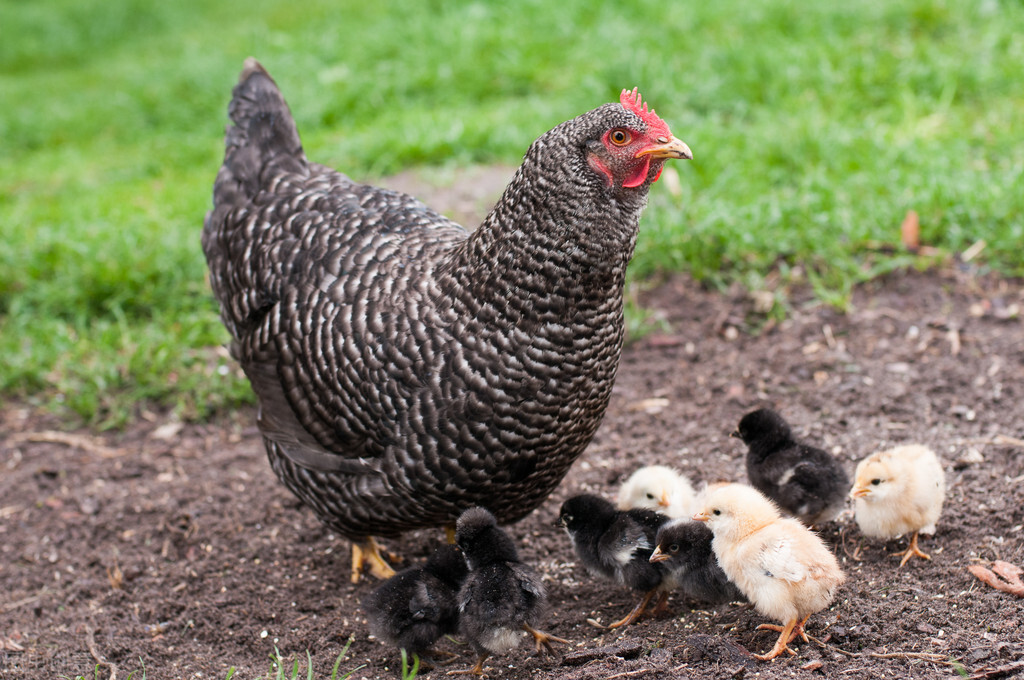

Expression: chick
xmin=850 ymin=444 xmax=945 ymax=567
xmin=452 ymin=507 xmax=568 ymax=676
xmin=732 ymin=408 xmax=850 ymax=526
xmin=617 ymin=465 xmax=698 ymax=519
xmin=694 ymin=483 xmax=845 ymax=661
xmin=365 ymin=544 xmax=468 ymax=660
xmin=649 ymin=520 xmax=746 ymax=605
xmin=559 ymin=494 xmax=671 ymax=628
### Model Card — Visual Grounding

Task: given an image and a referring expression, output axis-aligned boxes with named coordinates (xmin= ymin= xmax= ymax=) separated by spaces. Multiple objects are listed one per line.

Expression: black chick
xmin=365 ymin=543 xmax=469 ymax=660
xmin=453 ymin=508 xmax=568 ymax=676
xmin=732 ymin=408 xmax=850 ymax=526
xmin=649 ymin=520 xmax=745 ymax=605
xmin=558 ymin=494 xmax=672 ymax=628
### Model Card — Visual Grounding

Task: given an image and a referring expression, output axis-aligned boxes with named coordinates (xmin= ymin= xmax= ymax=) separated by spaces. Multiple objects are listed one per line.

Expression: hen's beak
xmin=636 ymin=136 xmax=693 ymax=161
xmin=851 ymin=487 xmax=870 ymax=499
xmin=649 ymin=546 xmax=669 ymax=563
xmin=693 ymin=511 xmax=710 ymax=522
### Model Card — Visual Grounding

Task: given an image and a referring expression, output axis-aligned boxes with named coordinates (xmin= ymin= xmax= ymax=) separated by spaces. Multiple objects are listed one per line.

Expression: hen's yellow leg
xmin=350 ymin=537 xmax=396 ymax=583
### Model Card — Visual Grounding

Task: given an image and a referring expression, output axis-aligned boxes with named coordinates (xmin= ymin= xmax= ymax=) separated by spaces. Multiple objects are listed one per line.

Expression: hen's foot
xmin=350 ymin=537 xmax=397 ymax=583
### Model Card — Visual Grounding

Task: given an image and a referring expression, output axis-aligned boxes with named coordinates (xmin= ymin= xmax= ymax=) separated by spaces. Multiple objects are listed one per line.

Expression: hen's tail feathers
xmin=213 ymin=58 xmax=306 ymax=208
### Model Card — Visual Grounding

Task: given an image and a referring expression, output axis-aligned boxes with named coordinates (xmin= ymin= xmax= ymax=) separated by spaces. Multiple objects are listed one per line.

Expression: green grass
xmin=1 ymin=0 xmax=1021 ymax=425
xmin=62 ymin=640 xmax=365 ymax=680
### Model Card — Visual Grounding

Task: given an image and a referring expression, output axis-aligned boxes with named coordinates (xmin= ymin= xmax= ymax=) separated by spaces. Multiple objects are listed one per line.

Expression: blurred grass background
xmin=1 ymin=0 xmax=1021 ymax=427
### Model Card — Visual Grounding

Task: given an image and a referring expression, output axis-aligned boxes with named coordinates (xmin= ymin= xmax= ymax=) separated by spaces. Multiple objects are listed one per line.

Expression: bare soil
xmin=3 ymin=265 xmax=1023 ymax=680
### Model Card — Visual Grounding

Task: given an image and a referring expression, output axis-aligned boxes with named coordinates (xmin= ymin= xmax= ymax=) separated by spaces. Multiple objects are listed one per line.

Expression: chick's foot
xmin=607 ymin=589 xmax=658 ymax=629
xmin=523 ymin=623 xmax=569 ymax=656
xmin=894 ymin=531 xmax=931 ymax=567
xmin=447 ymin=655 xmax=488 ymax=677
xmin=753 ymin=618 xmax=800 ymax=660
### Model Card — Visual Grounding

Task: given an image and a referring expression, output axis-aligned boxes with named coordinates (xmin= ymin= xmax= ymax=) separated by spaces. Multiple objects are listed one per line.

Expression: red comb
xmin=620 ymin=87 xmax=671 ymax=138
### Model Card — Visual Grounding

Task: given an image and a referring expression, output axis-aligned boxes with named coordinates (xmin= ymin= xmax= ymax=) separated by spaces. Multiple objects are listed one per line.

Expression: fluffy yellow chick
xmin=617 ymin=465 xmax=697 ymax=519
xmin=694 ymin=483 xmax=844 ymax=661
xmin=850 ymin=444 xmax=945 ymax=567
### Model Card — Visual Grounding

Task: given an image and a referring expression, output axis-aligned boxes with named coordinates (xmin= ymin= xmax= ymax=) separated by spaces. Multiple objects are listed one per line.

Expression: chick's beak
xmin=851 ymin=487 xmax=870 ymax=499
xmin=649 ymin=546 xmax=669 ymax=563
xmin=636 ymin=136 xmax=693 ymax=161
xmin=693 ymin=511 xmax=710 ymax=522
xmin=659 ymin=490 xmax=671 ymax=508
xmin=729 ymin=430 xmax=740 ymax=439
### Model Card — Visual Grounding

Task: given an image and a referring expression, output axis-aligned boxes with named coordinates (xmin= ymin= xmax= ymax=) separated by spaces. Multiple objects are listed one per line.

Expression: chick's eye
xmin=669 ymin=544 xmax=679 ymax=553
xmin=871 ymin=479 xmax=881 ymax=486
xmin=712 ymin=509 xmax=721 ymax=516
xmin=609 ymin=129 xmax=632 ymax=146
xmin=645 ymin=493 xmax=656 ymax=500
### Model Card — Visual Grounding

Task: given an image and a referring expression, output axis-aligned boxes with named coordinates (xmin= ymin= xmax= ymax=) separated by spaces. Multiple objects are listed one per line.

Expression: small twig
xmin=85 ymin=625 xmax=119 ymax=680
xmin=838 ymin=525 xmax=863 ymax=561
xmin=2 ymin=588 xmax=49 ymax=613
xmin=10 ymin=431 xmax=124 ymax=458
xmin=605 ymin=670 xmax=650 ymax=679
xmin=946 ymin=327 xmax=961 ymax=356
xmin=961 ymin=435 xmax=1024 ymax=449
xmin=868 ymin=651 xmax=953 ymax=664
xmin=969 ymin=659 xmax=1024 ymax=679
xmin=805 ymin=633 xmax=857 ymax=658
xmin=961 ymin=239 xmax=987 ymax=263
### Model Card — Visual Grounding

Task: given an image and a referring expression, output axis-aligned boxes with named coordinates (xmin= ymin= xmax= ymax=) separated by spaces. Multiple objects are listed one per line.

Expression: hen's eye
xmin=609 ymin=129 xmax=631 ymax=145
xmin=871 ymin=479 xmax=881 ymax=486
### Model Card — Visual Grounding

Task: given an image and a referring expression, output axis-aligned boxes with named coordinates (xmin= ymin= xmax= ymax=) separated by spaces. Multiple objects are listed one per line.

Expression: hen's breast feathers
xmin=210 ymin=159 xmax=625 ymax=523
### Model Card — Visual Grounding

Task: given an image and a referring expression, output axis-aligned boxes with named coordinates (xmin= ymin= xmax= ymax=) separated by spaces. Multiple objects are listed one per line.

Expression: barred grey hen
xmin=202 ymin=58 xmax=692 ymax=582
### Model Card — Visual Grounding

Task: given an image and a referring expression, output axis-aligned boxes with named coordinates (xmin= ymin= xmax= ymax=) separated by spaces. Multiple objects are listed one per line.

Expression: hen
xmin=202 ymin=59 xmax=691 ymax=581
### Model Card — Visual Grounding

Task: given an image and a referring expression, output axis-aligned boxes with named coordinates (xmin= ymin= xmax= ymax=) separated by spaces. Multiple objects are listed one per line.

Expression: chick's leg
xmin=894 ymin=531 xmax=931 ymax=567
xmin=754 ymin=618 xmax=800 ymax=661
xmin=350 ymin=537 xmax=397 ymax=583
xmin=447 ymin=654 xmax=489 ymax=676
xmin=522 ymin=623 xmax=569 ymax=656
xmin=607 ymin=588 xmax=658 ymax=629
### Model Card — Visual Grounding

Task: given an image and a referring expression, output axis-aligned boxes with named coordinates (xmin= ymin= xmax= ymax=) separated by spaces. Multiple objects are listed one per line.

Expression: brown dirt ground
xmin=2 ymin=265 xmax=1023 ymax=680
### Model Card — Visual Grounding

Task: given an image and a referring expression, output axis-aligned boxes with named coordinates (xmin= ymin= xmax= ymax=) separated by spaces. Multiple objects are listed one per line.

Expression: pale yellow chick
xmin=617 ymin=465 xmax=697 ymax=519
xmin=850 ymin=444 xmax=945 ymax=567
xmin=694 ymin=483 xmax=844 ymax=661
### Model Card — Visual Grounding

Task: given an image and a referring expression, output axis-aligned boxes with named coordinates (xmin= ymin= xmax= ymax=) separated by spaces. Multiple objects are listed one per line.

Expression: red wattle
xmin=622 ymin=156 xmax=651 ymax=188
